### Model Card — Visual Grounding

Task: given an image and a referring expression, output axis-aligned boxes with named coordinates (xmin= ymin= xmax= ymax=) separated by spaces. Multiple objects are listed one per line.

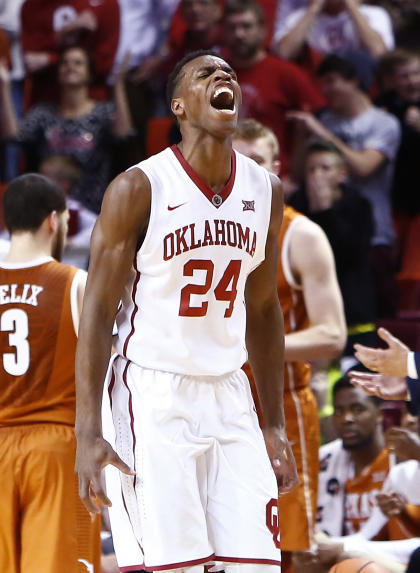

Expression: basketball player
xmin=75 ymin=50 xmax=298 ymax=573
xmin=232 ymin=119 xmax=346 ymax=572
xmin=0 ymin=174 xmax=100 ymax=573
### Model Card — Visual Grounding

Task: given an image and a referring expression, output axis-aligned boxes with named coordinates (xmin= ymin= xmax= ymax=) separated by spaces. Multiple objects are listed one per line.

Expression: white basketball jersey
xmin=114 ymin=145 xmax=272 ymax=376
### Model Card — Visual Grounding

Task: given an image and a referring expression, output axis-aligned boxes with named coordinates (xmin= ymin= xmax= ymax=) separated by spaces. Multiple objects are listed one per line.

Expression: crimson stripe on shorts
xmin=107 ymin=367 xmax=116 ymax=410
xmin=215 ymin=556 xmax=282 ymax=566
xmin=121 ymin=487 xmax=145 ymax=557
xmin=120 ymin=553 xmax=216 ymax=572
xmin=123 ymin=257 xmax=141 ymax=358
xmin=122 ymin=360 xmax=137 ymax=487
xmin=120 ymin=359 xmax=145 ymax=556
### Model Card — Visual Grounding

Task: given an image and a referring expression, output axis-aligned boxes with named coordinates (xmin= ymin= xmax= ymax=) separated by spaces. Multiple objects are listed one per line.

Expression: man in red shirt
xmin=222 ymin=0 xmax=325 ymax=177
xmin=20 ymin=0 xmax=119 ymax=105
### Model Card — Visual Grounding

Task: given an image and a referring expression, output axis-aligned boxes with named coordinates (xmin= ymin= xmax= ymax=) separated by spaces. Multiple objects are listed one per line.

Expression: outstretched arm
xmin=245 ymin=173 xmax=298 ymax=494
xmin=285 ymin=218 xmax=346 ymax=361
xmin=75 ymin=167 xmax=151 ymax=513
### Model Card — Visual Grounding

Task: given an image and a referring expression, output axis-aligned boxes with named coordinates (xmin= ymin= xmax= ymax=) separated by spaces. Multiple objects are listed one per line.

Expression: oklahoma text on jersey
xmin=163 ymin=219 xmax=257 ymax=261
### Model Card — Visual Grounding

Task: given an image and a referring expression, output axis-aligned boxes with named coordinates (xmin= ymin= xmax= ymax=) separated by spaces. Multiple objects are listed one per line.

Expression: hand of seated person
xmin=386 ymin=427 xmax=420 ymax=462
xmin=376 ymin=491 xmax=406 ymax=517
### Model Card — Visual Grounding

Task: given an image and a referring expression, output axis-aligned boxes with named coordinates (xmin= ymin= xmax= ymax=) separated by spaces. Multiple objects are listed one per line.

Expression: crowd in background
xmin=1 ymin=1 xmax=420 ymax=572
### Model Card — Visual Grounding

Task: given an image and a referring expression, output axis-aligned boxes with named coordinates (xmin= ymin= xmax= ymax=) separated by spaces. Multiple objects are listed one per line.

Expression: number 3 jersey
xmin=0 ymin=257 xmax=82 ymax=426
xmin=115 ymin=146 xmax=272 ymax=376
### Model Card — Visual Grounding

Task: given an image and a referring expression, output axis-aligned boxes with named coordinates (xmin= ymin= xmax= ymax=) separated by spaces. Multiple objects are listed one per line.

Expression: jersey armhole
xmin=281 ymin=216 xmax=305 ymax=290
xmin=70 ymin=269 xmax=87 ymax=336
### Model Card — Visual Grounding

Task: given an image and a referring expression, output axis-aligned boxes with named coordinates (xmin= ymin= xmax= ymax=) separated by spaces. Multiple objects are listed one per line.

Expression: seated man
xmin=318 ymin=376 xmax=390 ymax=537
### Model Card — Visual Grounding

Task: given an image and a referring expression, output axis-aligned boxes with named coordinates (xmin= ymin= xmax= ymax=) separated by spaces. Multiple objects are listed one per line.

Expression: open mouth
xmin=210 ymin=86 xmax=235 ymax=113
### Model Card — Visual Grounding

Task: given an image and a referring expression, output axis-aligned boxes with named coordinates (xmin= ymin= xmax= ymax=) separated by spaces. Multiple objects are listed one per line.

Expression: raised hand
xmin=349 ymin=371 xmax=409 ymax=401
xmin=354 ymin=327 xmax=410 ymax=376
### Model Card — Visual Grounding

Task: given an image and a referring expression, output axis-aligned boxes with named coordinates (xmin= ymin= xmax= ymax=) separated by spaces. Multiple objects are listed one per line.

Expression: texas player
xmin=0 ymin=173 xmax=100 ymax=573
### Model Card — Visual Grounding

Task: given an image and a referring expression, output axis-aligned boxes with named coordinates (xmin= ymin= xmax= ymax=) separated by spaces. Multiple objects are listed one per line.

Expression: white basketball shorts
xmin=102 ymin=355 xmax=281 ymax=572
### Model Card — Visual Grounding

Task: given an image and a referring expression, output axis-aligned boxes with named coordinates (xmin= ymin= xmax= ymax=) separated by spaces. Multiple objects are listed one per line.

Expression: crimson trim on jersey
xmin=122 ymin=259 xmax=141 ymax=358
xmin=170 ymin=145 xmax=236 ymax=208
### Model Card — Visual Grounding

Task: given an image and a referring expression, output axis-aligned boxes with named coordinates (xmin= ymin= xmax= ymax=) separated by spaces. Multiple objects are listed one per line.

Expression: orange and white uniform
xmin=244 ymin=206 xmax=320 ymax=552
xmin=0 ymin=257 xmax=100 ymax=573
xmin=317 ymin=438 xmax=389 ymax=537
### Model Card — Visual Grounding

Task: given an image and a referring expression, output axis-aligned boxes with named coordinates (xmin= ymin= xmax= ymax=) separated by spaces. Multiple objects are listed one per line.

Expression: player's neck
xmin=4 ymin=234 xmax=53 ymax=264
xmin=177 ymin=137 xmax=233 ymax=194
xmin=349 ymin=432 xmax=385 ymax=476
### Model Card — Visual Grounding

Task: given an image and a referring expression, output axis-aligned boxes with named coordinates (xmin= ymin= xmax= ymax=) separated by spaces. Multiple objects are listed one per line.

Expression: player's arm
xmin=245 ymin=173 xmax=298 ymax=494
xmin=285 ymin=219 xmax=346 ymax=361
xmin=75 ymin=168 xmax=151 ymax=514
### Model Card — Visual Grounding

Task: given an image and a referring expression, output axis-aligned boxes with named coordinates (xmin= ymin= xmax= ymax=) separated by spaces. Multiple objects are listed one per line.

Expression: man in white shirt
xmin=273 ymin=0 xmax=394 ymax=62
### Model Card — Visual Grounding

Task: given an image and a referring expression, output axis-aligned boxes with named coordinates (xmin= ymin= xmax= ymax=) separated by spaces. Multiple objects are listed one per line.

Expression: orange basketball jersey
xmin=344 ymin=448 xmax=390 ymax=534
xmin=0 ymin=257 xmax=78 ymax=426
xmin=277 ymin=206 xmax=311 ymax=391
xmin=243 ymin=206 xmax=311 ymax=394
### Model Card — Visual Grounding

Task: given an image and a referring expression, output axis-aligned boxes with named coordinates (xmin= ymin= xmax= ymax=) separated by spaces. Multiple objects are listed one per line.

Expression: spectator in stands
xmin=0 ymin=0 xmax=25 ymax=181
xmin=273 ymin=0 xmax=394 ymax=63
xmin=287 ymin=55 xmax=401 ymax=319
xmin=376 ymin=49 xmax=420 ymax=217
xmin=110 ymin=0 xmax=180 ymax=160
xmin=371 ymin=0 xmax=420 ymax=52
xmin=163 ymin=0 xmax=224 ymax=78
xmin=289 ymin=141 xmax=376 ymax=362
xmin=39 ymin=155 xmax=96 ymax=270
xmin=222 ymin=0 xmax=325 ymax=177
xmin=20 ymin=0 xmax=120 ymax=105
xmin=0 ymin=45 xmax=133 ymax=214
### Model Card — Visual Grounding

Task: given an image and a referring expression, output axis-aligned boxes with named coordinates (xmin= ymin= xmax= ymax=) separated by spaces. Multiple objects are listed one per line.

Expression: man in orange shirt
xmin=0 ymin=173 xmax=100 ymax=573
xmin=232 ymin=119 xmax=346 ymax=572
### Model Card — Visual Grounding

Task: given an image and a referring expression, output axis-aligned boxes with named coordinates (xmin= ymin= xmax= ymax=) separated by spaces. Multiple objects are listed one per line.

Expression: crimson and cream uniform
xmin=244 ymin=206 xmax=320 ymax=552
xmin=103 ymin=146 xmax=282 ymax=572
xmin=0 ymin=257 xmax=100 ymax=573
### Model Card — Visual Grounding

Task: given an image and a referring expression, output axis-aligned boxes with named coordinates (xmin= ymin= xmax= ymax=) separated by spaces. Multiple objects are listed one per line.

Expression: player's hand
xmin=386 ymin=426 xmax=420 ymax=462
xmin=354 ymin=327 xmax=410 ymax=376
xmin=75 ymin=434 xmax=135 ymax=514
xmin=262 ymin=426 xmax=299 ymax=495
xmin=349 ymin=371 xmax=409 ymax=401
xmin=376 ymin=491 xmax=406 ymax=517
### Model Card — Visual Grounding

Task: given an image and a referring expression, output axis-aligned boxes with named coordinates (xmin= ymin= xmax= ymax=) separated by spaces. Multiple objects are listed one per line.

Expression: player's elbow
xmin=319 ymin=324 xmax=347 ymax=358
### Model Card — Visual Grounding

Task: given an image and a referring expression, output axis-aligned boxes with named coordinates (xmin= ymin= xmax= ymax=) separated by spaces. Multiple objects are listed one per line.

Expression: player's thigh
xmin=20 ymin=424 xmax=100 ymax=573
xmin=0 ymin=427 xmax=20 ymax=573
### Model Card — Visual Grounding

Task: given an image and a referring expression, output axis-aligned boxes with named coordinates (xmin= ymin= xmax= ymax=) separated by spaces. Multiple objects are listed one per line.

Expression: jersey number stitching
xmin=1 ymin=308 xmax=30 ymax=376
xmin=179 ymin=259 xmax=242 ymax=318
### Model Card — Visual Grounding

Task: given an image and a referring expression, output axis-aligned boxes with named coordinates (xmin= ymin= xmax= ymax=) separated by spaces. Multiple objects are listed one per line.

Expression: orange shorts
xmin=278 ymin=386 xmax=320 ymax=552
xmin=0 ymin=423 xmax=101 ymax=573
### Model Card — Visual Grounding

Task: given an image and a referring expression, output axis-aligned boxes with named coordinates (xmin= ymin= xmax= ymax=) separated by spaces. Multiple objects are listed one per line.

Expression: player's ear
xmin=272 ymin=160 xmax=281 ymax=177
xmin=46 ymin=210 xmax=59 ymax=234
xmin=171 ymin=98 xmax=185 ymax=119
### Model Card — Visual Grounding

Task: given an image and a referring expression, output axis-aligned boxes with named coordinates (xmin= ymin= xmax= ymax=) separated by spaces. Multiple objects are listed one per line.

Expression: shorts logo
xmin=78 ymin=559 xmax=94 ymax=572
xmin=266 ymin=498 xmax=281 ymax=548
